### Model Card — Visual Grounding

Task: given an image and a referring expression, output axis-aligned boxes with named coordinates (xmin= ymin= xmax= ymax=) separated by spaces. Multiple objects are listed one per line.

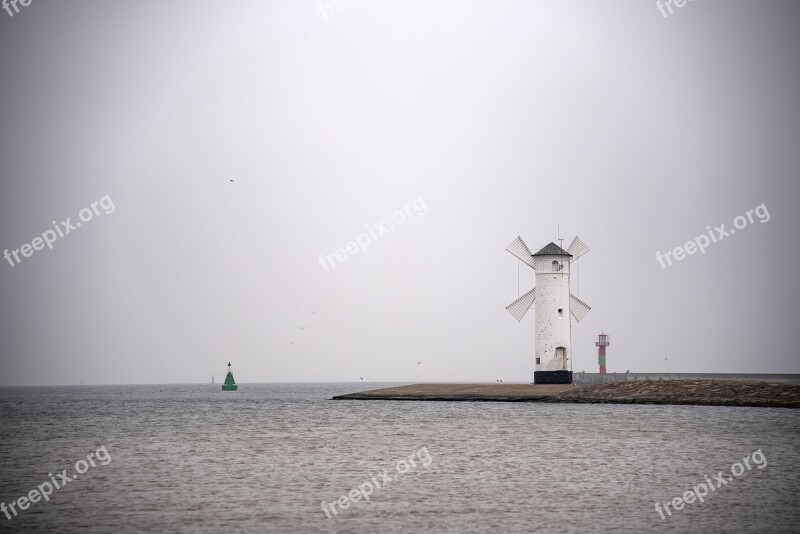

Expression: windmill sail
xmin=567 ymin=236 xmax=589 ymax=262
xmin=506 ymin=236 xmax=537 ymax=269
xmin=569 ymin=294 xmax=591 ymax=322
xmin=506 ymin=287 xmax=536 ymax=322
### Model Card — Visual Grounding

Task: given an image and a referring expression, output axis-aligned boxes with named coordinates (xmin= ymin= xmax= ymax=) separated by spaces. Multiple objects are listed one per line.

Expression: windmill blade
xmin=506 ymin=287 xmax=536 ymax=322
xmin=569 ymin=294 xmax=591 ymax=322
xmin=506 ymin=236 xmax=536 ymax=270
xmin=567 ymin=236 xmax=589 ymax=262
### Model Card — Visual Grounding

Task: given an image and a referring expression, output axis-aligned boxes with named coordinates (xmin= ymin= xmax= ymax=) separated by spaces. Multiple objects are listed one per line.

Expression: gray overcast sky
xmin=1 ymin=0 xmax=799 ymax=386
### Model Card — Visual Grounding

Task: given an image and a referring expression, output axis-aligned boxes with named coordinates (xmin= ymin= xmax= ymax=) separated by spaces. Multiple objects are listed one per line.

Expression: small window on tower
xmin=558 ymin=308 xmax=563 ymax=318
xmin=536 ymin=357 xmax=541 ymax=364
xmin=552 ymin=260 xmax=560 ymax=271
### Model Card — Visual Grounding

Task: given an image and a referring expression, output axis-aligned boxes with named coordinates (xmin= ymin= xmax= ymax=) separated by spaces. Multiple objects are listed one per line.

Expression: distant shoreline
xmin=332 ymin=380 xmax=800 ymax=408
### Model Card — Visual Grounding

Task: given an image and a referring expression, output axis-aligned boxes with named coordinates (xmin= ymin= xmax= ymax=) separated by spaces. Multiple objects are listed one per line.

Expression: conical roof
xmin=532 ymin=242 xmax=572 ymax=257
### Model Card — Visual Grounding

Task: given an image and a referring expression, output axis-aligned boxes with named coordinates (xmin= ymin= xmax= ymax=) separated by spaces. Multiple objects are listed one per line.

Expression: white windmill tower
xmin=505 ymin=235 xmax=591 ymax=384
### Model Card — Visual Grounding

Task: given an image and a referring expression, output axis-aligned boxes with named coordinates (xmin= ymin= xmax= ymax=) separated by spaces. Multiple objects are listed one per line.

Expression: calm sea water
xmin=0 ymin=383 xmax=798 ymax=533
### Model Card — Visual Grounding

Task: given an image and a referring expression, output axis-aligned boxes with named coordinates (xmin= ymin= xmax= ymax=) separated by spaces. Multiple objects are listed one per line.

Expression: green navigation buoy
xmin=222 ymin=362 xmax=238 ymax=391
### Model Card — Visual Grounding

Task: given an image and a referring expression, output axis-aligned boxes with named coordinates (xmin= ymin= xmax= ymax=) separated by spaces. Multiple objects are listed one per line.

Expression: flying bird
xmin=297 ymin=326 xmax=306 ymax=331
xmin=290 ymin=341 xmax=295 ymax=344
xmin=359 ymin=377 xmax=364 ymax=381
xmin=417 ymin=361 xmax=422 ymax=364
xmin=229 ymin=179 xmax=234 ymax=182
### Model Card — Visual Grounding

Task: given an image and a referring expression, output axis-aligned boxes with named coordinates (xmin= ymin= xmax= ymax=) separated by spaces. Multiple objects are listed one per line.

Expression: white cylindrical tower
xmin=533 ymin=243 xmax=573 ymax=384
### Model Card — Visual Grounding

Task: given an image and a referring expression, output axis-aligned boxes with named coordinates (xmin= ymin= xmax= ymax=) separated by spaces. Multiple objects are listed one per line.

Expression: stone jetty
xmin=333 ymin=380 xmax=800 ymax=408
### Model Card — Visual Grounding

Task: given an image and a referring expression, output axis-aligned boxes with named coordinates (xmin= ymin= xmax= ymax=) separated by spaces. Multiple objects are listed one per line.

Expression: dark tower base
xmin=534 ymin=371 xmax=573 ymax=385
